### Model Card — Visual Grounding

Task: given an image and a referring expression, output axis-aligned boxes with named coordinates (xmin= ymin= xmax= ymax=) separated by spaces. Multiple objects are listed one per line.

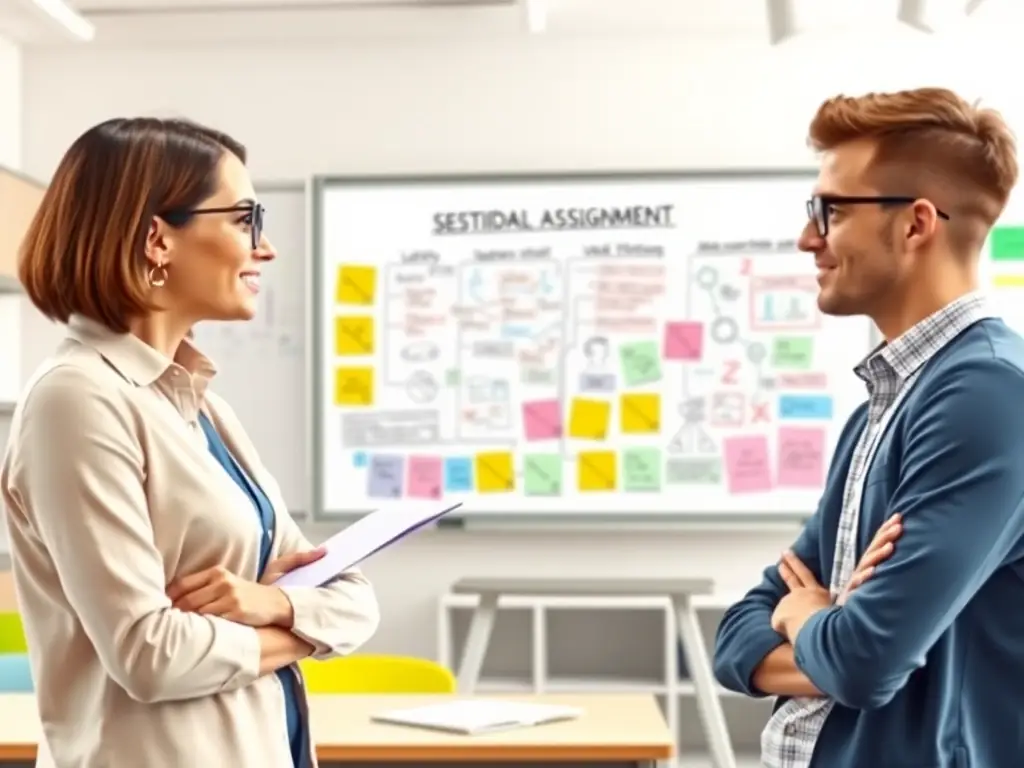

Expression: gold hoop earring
xmin=148 ymin=263 xmax=168 ymax=288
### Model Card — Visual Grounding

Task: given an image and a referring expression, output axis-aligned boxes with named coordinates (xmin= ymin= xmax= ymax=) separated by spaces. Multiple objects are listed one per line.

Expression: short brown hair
xmin=808 ymin=87 xmax=1018 ymax=248
xmin=18 ymin=117 xmax=246 ymax=332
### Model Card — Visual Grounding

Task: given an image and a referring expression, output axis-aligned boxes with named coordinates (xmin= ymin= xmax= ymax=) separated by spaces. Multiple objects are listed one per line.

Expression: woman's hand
xmin=167 ymin=548 xmax=325 ymax=628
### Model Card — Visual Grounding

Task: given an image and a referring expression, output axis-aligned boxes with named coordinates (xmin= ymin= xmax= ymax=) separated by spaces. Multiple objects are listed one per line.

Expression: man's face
xmin=798 ymin=140 xmax=908 ymax=318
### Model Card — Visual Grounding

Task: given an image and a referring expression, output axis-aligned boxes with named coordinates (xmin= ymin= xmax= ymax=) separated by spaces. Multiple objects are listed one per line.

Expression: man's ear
xmin=904 ymin=199 xmax=940 ymax=250
xmin=145 ymin=216 xmax=174 ymax=266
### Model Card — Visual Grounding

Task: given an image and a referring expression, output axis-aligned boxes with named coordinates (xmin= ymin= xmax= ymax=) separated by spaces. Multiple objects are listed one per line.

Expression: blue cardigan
xmin=714 ymin=319 xmax=1024 ymax=768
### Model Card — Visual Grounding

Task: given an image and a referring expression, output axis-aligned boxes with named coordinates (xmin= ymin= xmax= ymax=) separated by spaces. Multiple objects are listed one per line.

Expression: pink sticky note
xmin=522 ymin=399 xmax=563 ymax=441
xmin=777 ymin=427 xmax=826 ymax=488
xmin=406 ymin=455 xmax=443 ymax=499
xmin=723 ymin=435 xmax=772 ymax=494
xmin=663 ymin=321 xmax=704 ymax=361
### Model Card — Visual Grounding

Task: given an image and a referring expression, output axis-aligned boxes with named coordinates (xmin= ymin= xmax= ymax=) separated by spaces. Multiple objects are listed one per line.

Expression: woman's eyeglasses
xmin=160 ymin=201 xmax=265 ymax=250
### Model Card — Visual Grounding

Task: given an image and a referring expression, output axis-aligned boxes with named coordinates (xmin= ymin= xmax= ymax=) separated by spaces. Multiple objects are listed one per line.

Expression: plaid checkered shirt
xmin=760 ymin=291 xmax=993 ymax=768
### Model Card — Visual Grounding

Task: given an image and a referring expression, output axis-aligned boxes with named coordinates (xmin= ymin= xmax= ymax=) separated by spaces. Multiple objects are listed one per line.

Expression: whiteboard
xmin=981 ymin=185 xmax=1024 ymax=332
xmin=192 ymin=182 xmax=309 ymax=514
xmin=311 ymin=172 xmax=874 ymax=519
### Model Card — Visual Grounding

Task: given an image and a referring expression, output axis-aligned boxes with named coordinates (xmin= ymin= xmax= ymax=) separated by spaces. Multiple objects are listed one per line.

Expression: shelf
xmin=0 ymin=276 xmax=19 ymax=295
xmin=441 ymin=591 xmax=737 ymax=611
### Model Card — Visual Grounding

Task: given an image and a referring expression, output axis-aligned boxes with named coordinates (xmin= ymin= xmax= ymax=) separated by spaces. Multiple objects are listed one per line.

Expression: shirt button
xmin=784 ymin=723 xmax=797 ymax=736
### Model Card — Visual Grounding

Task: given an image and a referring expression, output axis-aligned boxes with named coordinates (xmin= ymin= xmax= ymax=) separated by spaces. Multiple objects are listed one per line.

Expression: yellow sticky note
xmin=578 ymin=450 xmax=617 ymax=492
xmin=620 ymin=392 xmax=661 ymax=434
xmin=567 ymin=398 xmax=610 ymax=440
xmin=336 ymin=264 xmax=377 ymax=305
xmin=993 ymin=274 xmax=1024 ymax=288
xmin=335 ymin=315 xmax=375 ymax=356
xmin=475 ymin=451 xmax=515 ymax=493
xmin=333 ymin=366 xmax=374 ymax=406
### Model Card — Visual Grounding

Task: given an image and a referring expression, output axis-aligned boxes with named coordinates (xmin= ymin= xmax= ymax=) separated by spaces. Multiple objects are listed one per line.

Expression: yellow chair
xmin=299 ymin=654 xmax=456 ymax=694
xmin=0 ymin=613 xmax=26 ymax=654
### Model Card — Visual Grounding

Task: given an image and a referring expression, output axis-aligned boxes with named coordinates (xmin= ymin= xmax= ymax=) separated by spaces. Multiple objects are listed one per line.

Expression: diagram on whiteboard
xmin=318 ymin=184 xmax=869 ymax=514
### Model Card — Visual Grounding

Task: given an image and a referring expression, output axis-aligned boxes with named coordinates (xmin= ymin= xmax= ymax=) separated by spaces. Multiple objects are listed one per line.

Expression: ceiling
xmin=1 ymin=0 xmax=1021 ymax=46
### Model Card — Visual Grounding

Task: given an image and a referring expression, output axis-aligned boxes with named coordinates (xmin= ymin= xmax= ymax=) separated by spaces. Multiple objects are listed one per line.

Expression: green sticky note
xmin=523 ymin=453 xmax=563 ymax=496
xmin=445 ymin=368 xmax=460 ymax=386
xmin=623 ymin=447 xmax=662 ymax=492
xmin=771 ymin=336 xmax=814 ymax=369
xmin=665 ymin=457 xmax=722 ymax=485
xmin=619 ymin=340 xmax=662 ymax=387
xmin=991 ymin=227 xmax=1024 ymax=261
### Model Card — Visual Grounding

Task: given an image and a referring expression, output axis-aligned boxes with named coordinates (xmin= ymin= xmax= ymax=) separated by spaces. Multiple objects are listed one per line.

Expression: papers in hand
xmin=272 ymin=502 xmax=463 ymax=587
xmin=371 ymin=699 xmax=583 ymax=736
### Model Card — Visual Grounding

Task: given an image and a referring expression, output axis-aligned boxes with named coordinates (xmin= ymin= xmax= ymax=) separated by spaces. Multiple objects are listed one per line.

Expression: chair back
xmin=299 ymin=654 xmax=455 ymax=694
xmin=0 ymin=613 xmax=26 ymax=654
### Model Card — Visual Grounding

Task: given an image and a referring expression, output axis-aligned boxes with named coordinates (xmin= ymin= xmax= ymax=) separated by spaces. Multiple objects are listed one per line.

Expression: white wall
xmin=16 ymin=23 xmax=1024 ymax=659
xmin=0 ymin=33 xmax=19 ymax=169
xmin=0 ymin=32 xmax=21 ymax=405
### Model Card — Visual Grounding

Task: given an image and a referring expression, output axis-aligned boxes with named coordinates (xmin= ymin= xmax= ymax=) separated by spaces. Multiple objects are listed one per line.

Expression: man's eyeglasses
xmin=160 ymin=202 xmax=265 ymax=250
xmin=807 ymin=194 xmax=950 ymax=238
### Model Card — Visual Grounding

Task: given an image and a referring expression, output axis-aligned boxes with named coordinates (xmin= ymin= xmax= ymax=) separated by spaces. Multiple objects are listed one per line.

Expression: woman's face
xmin=149 ymin=152 xmax=276 ymax=323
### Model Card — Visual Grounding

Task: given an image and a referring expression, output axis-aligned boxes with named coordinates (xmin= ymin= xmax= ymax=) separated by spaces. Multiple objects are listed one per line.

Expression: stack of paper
xmin=371 ymin=699 xmax=583 ymax=736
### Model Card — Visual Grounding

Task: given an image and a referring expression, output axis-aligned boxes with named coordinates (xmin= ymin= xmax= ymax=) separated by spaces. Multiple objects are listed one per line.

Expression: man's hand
xmin=167 ymin=548 xmax=325 ymax=628
xmin=836 ymin=513 xmax=901 ymax=605
xmin=777 ymin=512 xmax=902 ymax=604
xmin=771 ymin=587 xmax=832 ymax=642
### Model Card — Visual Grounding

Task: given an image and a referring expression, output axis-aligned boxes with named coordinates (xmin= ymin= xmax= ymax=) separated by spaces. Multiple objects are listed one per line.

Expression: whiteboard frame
xmin=309 ymin=168 xmax=868 ymax=525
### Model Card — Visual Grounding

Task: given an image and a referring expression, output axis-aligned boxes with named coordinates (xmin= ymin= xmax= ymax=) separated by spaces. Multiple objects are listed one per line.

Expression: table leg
xmin=673 ymin=594 xmax=736 ymax=768
xmin=455 ymin=591 xmax=499 ymax=693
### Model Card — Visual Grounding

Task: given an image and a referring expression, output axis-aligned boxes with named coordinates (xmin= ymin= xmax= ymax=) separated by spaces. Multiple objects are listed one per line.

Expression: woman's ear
xmin=145 ymin=216 xmax=173 ymax=266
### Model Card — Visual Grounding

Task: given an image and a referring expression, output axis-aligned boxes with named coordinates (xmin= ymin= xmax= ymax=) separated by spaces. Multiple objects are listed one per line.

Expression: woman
xmin=0 ymin=118 xmax=380 ymax=767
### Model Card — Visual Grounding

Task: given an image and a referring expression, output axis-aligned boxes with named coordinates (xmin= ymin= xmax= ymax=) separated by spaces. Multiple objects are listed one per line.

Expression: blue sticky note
xmin=778 ymin=394 xmax=833 ymax=420
xmin=444 ymin=457 xmax=474 ymax=493
xmin=353 ymin=451 xmax=368 ymax=468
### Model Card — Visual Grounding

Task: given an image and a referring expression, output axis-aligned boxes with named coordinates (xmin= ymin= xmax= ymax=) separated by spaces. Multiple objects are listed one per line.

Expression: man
xmin=713 ymin=87 xmax=1024 ymax=768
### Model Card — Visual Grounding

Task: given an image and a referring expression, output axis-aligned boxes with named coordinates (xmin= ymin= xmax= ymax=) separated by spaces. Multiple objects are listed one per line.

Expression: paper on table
xmin=272 ymin=502 xmax=463 ymax=587
xmin=371 ymin=699 xmax=583 ymax=736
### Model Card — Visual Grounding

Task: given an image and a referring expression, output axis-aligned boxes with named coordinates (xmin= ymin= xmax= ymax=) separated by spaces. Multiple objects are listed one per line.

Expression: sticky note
xmin=524 ymin=453 xmax=563 ymax=496
xmin=778 ymin=394 xmax=833 ymax=420
xmin=333 ymin=366 xmax=374 ymax=406
xmin=443 ymin=457 xmax=474 ymax=493
xmin=577 ymin=450 xmax=617 ymax=492
xmin=665 ymin=457 xmax=722 ymax=485
xmin=522 ymin=399 xmax=563 ymax=441
xmin=475 ymin=450 xmax=515 ymax=493
xmin=990 ymin=227 xmax=1024 ymax=261
xmin=663 ymin=321 xmax=704 ymax=361
xmin=620 ymin=392 xmax=661 ymax=434
xmin=623 ymin=447 xmax=662 ymax=492
xmin=406 ymin=455 xmax=443 ymax=499
xmin=993 ymin=274 xmax=1024 ymax=288
xmin=334 ymin=315 xmax=375 ymax=356
xmin=336 ymin=264 xmax=377 ymax=305
xmin=771 ymin=336 xmax=813 ymax=369
xmin=352 ymin=451 xmax=368 ymax=468
xmin=619 ymin=340 xmax=662 ymax=386
xmin=567 ymin=397 xmax=611 ymax=440
xmin=777 ymin=427 xmax=826 ymax=488
xmin=723 ymin=435 xmax=772 ymax=494
xmin=367 ymin=454 xmax=403 ymax=499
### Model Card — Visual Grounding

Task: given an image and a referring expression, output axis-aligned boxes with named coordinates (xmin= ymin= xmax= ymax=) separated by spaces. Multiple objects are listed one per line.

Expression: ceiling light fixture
xmin=17 ymin=0 xmax=95 ymax=41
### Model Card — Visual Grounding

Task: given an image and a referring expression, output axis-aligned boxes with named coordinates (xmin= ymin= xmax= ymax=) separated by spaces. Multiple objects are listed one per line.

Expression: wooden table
xmin=0 ymin=692 xmax=674 ymax=765
xmin=451 ymin=577 xmax=735 ymax=768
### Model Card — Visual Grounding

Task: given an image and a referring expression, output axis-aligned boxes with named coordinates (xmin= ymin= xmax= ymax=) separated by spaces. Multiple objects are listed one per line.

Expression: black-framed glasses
xmin=807 ymin=194 xmax=950 ymax=238
xmin=160 ymin=202 xmax=265 ymax=250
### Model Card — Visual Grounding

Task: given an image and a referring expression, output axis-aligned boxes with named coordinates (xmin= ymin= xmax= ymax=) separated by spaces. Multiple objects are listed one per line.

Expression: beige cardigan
xmin=1 ymin=315 xmax=380 ymax=767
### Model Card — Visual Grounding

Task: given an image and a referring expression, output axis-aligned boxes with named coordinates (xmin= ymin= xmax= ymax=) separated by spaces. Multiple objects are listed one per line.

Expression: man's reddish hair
xmin=808 ymin=87 xmax=1017 ymax=234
